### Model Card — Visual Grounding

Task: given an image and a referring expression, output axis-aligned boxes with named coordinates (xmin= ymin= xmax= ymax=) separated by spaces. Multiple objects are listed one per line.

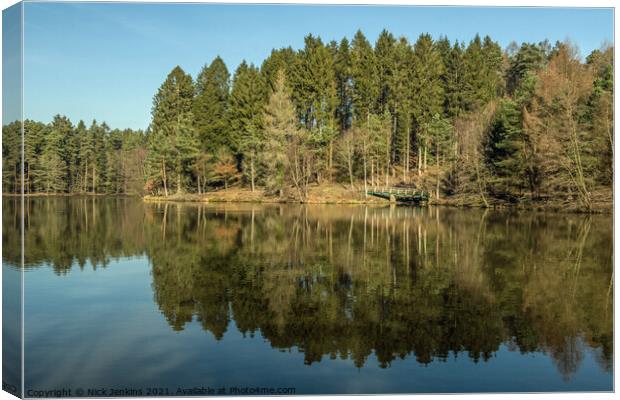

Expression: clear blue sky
xmin=21 ymin=3 xmax=613 ymax=130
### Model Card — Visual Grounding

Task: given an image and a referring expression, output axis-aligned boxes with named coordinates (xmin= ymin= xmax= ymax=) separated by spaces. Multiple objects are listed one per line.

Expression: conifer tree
xmin=40 ymin=117 xmax=69 ymax=193
xmin=485 ymin=100 xmax=525 ymax=199
xmin=147 ymin=66 xmax=196 ymax=195
xmin=291 ymin=35 xmax=338 ymax=181
xmin=1 ymin=121 xmax=21 ymax=193
xmin=333 ymin=38 xmax=353 ymax=132
xmin=350 ymin=30 xmax=379 ymax=123
xmin=411 ymin=34 xmax=444 ymax=174
xmin=375 ymin=29 xmax=396 ymax=113
xmin=388 ymin=37 xmax=415 ymax=179
xmin=261 ymin=47 xmax=297 ymax=93
xmin=263 ymin=69 xmax=300 ymax=196
xmin=443 ymin=42 xmax=467 ymax=118
xmin=194 ymin=56 xmax=230 ymax=153
xmin=23 ymin=120 xmax=46 ymax=194
xmin=229 ymin=61 xmax=266 ymax=191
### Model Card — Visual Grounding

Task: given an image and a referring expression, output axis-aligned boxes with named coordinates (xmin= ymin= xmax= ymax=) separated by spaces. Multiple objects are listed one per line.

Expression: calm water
xmin=2 ymin=197 xmax=614 ymax=394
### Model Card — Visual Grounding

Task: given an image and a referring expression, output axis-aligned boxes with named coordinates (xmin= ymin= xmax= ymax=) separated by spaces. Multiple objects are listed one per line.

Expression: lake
xmin=2 ymin=197 xmax=613 ymax=394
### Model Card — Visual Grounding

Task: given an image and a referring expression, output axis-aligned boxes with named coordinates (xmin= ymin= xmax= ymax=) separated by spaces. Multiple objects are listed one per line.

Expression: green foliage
xmin=229 ymin=62 xmax=266 ymax=189
xmin=194 ymin=57 xmax=230 ymax=153
xmin=146 ymin=66 xmax=197 ymax=195
xmin=350 ymin=30 xmax=379 ymax=121
xmin=411 ymin=34 xmax=445 ymax=157
xmin=463 ymin=35 xmax=504 ymax=110
xmin=6 ymin=31 xmax=613 ymax=207
xmin=485 ymin=100 xmax=525 ymax=200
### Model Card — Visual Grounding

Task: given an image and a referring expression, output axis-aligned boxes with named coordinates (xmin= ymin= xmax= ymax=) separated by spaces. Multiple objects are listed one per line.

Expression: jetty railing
xmin=365 ymin=187 xmax=430 ymax=203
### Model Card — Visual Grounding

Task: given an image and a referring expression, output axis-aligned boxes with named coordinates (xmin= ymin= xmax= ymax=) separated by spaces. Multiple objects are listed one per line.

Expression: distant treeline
xmin=2 ymin=118 xmax=146 ymax=195
xmin=2 ymin=30 xmax=613 ymax=208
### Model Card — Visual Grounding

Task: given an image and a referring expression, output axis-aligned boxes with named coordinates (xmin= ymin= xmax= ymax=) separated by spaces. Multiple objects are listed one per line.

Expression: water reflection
xmin=3 ymin=197 xmax=613 ymax=380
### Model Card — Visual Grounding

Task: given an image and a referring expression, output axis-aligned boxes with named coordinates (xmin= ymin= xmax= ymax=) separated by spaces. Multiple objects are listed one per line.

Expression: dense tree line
xmin=2 ymin=117 xmax=146 ymax=194
xmin=3 ymin=31 xmax=613 ymax=208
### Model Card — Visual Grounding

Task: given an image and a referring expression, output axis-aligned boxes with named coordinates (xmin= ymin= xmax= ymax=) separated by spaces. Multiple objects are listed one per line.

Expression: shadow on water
xmin=2 ymin=196 xmax=613 ymax=379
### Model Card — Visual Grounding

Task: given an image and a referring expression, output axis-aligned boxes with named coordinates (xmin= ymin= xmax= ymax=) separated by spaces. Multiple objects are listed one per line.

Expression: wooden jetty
xmin=366 ymin=187 xmax=429 ymax=205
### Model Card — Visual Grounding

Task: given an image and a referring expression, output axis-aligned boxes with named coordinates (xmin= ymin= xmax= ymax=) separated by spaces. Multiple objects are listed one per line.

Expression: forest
xmin=2 ymin=30 xmax=613 ymax=209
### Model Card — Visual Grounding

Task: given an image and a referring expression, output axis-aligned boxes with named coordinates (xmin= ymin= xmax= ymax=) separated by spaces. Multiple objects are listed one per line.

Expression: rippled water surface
xmin=2 ymin=197 xmax=613 ymax=394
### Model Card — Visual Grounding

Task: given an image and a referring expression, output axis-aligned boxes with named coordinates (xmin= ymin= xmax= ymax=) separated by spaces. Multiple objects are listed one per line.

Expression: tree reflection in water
xmin=3 ymin=197 xmax=613 ymax=379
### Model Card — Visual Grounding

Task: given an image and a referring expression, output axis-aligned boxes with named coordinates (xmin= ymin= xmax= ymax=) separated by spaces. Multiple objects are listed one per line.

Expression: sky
xmin=19 ymin=2 xmax=614 ymax=130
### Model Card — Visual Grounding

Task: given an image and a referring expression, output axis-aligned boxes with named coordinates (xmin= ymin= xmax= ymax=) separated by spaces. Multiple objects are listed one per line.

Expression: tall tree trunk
xmin=371 ymin=160 xmax=374 ymax=188
xmin=84 ymin=160 xmax=88 ymax=193
xmin=363 ymin=150 xmax=368 ymax=197
xmin=250 ymin=152 xmax=255 ymax=192
xmin=162 ymin=159 xmax=168 ymax=197
xmin=328 ymin=141 xmax=333 ymax=182
xmin=92 ymin=165 xmax=96 ymax=194
xmin=348 ymin=157 xmax=354 ymax=190
xmin=417 ymin=150 xmax=421 ymax=176
xmin=406 ymin=123 xmax=410 ymax=178
xmin=176 ymin=160 xmax=182 ymax=195
xmin=364 ymin=112 xmax=370 ymax=197
xmin=436 ymin=140 xmax=440 ymax=200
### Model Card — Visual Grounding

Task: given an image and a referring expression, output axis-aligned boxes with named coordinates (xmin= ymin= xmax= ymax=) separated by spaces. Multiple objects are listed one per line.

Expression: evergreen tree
xmin=194 ymin=56 xmax=230 ymax=153
xmin=443 ymin=42 xmax=467 ymax=117
xmin=463 ymin=35 xmax=504 ymax=110
xmin=375 ymin=29 xmax=396 ymax=113
xmin=146 ymin=66 xmax=196 ymax=195
xmin=23 ymin=120 xmax=47 ymax=194
xmin=411 ymin=34 xmax=445 ymax=174
xmin=485 ymin=99 xmax=525 ymax=200
xmin=40 ymin=117 xmax=68 ymax=193
xmin=350 ymin=30 xmax=379 ymax=123
xmin=263 ymin=69 xmax=299 ymax=196
xmin=291 ymin=35 xmax=338 ymax=181
xmin=229 ymin=61 xmax=266 ymax=191
xmin=506 ymin=42 xmax=546 ymax=95
xmin=389 ymin=37 xmax=415 ymax=179
xmin=333 ymin=38 xmax=353 ymax=132
xmin=73 ymin=120 xmax=88 ymax=192
xmin=261 ymin=47 xmax=297 ymax=93
xmin=1 ymin=121 xmax=21 ymax=193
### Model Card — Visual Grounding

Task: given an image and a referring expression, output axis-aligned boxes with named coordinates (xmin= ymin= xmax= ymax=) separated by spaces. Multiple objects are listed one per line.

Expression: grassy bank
xmin=141 ymin=184 xmax=613 ymax=213
xmin=144 ymin=184 xmax=387 ymax=205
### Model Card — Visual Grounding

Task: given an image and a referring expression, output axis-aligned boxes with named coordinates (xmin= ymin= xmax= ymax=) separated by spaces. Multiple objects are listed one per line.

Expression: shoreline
xmin=141 ymin=186 xmax=612 ymax=214
xmin=4 ymin=188 xmax=612 ymax=214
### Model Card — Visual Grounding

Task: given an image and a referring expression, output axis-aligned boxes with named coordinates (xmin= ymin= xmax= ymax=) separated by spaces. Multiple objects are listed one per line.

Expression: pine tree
xmin=73 ymin=120 xmax=88 ymax=192
xmin=375 ymin=29 xmax=396 ymax=113
xmin=350 ymin=30 xmax=379 ymax=123
xmin=40 ymin=117 xmax=68 ymax=193
xmin=485 ymin=99 xmax=525 ymax=200
xmin=506 ymin=42 xmax=546 ymax=95
xmin=263 ymin=69 xmax=299 ymax=196
xmin=333 ymin=38 xmax=353 ymax=132
xmin=229 ymin=61 xmax=266 ymax=191
xmin=463 ymin=35 xmax=504 ymax=110
xmin=147 ymin=66 xmax=196 ymax=195
xmin=443 ymin=42 xmax=467 ymax=118
xmin=411 ymin=34 xmax=444 ymax=174
xmin=427 ymin=113 xmax=453 ymax=199
xmin=194 ymin=56 xmax=230 ymax=153
xmin=261 ymin=47 xmax=297 ymax=93
xmin=389 ymin=37 xmax=415 ymax=180
xmin=1 ymin=121 xmax=21 ymax=193
xmin=23 ymin=120 xmax=46 ymax=194
xmin=290 ymin=34 xmax=338 ymax=181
